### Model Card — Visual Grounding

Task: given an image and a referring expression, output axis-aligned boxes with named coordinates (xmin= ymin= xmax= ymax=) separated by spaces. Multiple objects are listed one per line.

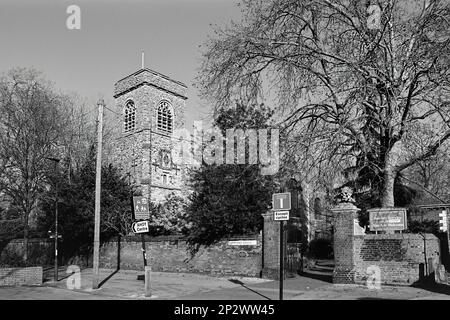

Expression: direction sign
xmin=133 ymin=196 xmax=150 ymax=220
xmin=274 ymin=211 xmax=290 ymax=221
xmin=271 ymin=193 xmax=291 ymax=301
xmin=272 ymin=193 xmax=291 ymax=211
xmin=132 ymin=220 xmax=150 ymax=234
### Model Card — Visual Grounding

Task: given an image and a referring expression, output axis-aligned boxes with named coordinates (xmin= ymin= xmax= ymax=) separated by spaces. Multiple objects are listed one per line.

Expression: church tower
xmin=111 ymin=67 xmax=188 ymax=203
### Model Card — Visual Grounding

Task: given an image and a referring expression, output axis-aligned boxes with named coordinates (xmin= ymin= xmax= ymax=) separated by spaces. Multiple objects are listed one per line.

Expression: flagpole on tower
xmin=141 ymin=51 xmax=145 ymax=69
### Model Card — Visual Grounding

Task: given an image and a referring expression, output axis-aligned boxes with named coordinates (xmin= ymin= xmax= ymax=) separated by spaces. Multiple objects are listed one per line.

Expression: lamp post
xmin=46 ymin=157 xmax=60 ymax=283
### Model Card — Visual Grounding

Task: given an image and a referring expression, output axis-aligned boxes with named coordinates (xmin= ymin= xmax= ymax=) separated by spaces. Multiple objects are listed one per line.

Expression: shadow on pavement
xmin=298 ymin=271 xmax=332 ymax=283
xmin=411 ymin=282 xmax=450 ymax=296
xmin=228 ymin=279 xmax=271 ymax=300
xmin=98 ymin=269 xmax=120 ymax=288
xmin=357 ymin=297 xmax=396 ymax=300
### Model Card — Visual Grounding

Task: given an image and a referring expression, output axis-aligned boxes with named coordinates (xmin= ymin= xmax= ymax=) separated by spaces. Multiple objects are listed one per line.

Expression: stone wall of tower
xmin=110 ymin=69 xmax=188 ymax=203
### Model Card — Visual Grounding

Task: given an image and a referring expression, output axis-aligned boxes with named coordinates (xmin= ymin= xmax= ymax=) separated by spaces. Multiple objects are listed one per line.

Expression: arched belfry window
xmin=157 ymin=100 xmax=173 ymax=133
xmin=124 ymin=100 xmax=136 ymax=133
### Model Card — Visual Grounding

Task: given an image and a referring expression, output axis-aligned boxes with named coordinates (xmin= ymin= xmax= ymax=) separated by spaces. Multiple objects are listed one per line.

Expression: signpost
xmin=131 ymin=197 xmax=151 ymax=297
xmin=272 ymin=192 xmax=291 ymax=301
xmin=132 ymin=196 xmax=150 ymax=267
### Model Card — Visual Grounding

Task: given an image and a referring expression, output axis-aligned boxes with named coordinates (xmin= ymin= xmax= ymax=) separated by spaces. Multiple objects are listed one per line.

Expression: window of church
xmin=124 ymin=100 xmax=136 ymax=133
xmin=157 ymin=101 xmax=173 ymax=133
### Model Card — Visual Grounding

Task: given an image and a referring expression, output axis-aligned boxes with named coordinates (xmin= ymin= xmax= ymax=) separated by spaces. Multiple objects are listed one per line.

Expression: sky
xmin=0 ymin=0 xmax=242 ymax=127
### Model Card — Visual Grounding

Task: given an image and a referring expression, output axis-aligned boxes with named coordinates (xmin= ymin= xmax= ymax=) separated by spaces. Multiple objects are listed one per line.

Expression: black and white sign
xmin=227 ymin=240 xmax=258 ymax=246
xmin=133 ymin=196 xmax=150 ymax=220
xmin=132 ymin=220 xmax=149 ymax=234
xmin=274 ymin=211 xmax=289 ymax=221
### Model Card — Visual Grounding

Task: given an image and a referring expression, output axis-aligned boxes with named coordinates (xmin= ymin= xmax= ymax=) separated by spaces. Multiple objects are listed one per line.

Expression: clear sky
xmin=0 ymin=0 xmax=242 ymax=127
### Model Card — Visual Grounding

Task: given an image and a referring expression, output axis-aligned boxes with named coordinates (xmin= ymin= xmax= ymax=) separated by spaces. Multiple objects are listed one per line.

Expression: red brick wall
xmin=0 ymin=267 xmax=43 ymax=286
xmin=99 ymin=235 xmax=262 ymax=277
xmin=332 ymin=203 xmax=442 ymax=285
xmin=0 ymin=239 xmax=54 ymax=266
xmin=261 ymin=213 xmax=289 ymax=279
xmin=332 ymin=203 xmax=359 ymax=284
xmin=353 ymin=234 xmax=440 ymax=285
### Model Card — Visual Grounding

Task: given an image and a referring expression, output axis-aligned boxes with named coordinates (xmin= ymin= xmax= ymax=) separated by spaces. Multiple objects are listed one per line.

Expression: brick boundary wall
xmin=99 ymin=235 xmax=263 ymax=277
xmin=0 ymin=235 xmax=264 ymax=278
xmin=0 ymin=267 xmax=43 ymax=286
xmin=353 ymin=234 xmax=440 ymax=286
xmin=332 ymin=202 xmax=442 ymax=285
xmin=0 ymin=239 xmax=54 ymax=266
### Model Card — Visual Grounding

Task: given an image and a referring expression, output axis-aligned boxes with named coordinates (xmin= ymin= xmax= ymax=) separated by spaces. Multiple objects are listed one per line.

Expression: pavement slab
xmin=1 ymin=267 xmax=450 ymax=300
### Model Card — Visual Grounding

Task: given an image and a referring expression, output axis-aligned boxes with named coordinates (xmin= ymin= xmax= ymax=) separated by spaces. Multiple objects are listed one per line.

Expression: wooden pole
xmin=92 ymin=99 xmax=104 ymax=289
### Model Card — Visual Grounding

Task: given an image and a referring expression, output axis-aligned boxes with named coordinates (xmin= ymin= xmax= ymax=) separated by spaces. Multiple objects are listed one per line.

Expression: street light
xmin=46 ymin=157 xmax=60 ymax=283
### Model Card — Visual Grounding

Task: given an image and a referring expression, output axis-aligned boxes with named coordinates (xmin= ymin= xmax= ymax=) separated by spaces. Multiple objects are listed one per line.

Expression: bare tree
xmin=0 ymin=68 xmax=69 ymax=261
xmin=197 ymin=0 xmax=450 ymax=207
xmin=403 ymin=122 xmax=450 ymax=202
xmin=58 ymin=94 xmax=97 ymax=179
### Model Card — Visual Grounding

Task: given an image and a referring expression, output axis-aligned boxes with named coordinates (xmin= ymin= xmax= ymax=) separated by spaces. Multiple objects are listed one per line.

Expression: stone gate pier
xmin=331 ymin=201 xmax=361 ymax=283
xmin=332 ymin=194 xmax=442 ymax=285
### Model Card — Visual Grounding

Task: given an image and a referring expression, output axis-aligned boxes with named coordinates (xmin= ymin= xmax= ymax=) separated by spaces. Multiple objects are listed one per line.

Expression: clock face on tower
xmin=160 ymin=150 xmax=172 ymax=169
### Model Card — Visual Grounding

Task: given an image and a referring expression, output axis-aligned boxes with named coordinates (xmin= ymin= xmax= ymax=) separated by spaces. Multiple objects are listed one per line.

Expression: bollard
xmin=144 ymin=266 xmax=151 ymax=297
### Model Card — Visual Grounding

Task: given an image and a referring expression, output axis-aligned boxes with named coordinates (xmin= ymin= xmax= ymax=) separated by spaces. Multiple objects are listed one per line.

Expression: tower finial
xmin=141 ymin=51 xmax=145 ymax=69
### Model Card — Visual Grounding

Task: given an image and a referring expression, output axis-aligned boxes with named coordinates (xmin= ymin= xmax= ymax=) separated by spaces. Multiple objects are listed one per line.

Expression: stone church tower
xmin=111 ymin=68 xmax=188 ymax=203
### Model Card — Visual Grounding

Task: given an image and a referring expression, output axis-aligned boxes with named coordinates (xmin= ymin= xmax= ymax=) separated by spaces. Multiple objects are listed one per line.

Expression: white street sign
xmin=132 ymin=220 xmax=149 ymax=234
xmin=227 ymin=240 xmax=258 ymax=246
xmin=274 ymin=211 xmax=290 ymax=221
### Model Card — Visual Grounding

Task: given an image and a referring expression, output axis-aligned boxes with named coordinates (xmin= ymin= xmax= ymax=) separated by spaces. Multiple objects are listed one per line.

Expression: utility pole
xmin=92 ymin=98 xmax=104 ymax=289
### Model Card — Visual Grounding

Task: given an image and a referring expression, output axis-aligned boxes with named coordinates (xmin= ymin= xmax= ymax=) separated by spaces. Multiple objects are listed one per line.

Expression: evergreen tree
xmin=186 ymin=102 xmax=277 ymax=247
xmin=37 ymin=145 xmax=135 ymax=265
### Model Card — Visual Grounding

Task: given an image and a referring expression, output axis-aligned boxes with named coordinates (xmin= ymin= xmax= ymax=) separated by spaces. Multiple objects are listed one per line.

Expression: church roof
xmin=114 ymin=68 xmax=188 ymax=100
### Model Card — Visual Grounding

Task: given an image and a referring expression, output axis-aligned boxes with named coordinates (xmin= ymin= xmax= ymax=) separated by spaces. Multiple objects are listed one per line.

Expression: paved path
xmin=1 ymin=267 xmax=450 ymax=300
xmin=291 ymin=283 xmax=450 ymax=300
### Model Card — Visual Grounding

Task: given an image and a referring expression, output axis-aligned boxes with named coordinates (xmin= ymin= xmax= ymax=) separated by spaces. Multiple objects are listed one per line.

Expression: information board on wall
xmin=369 ymin=208 xmax=407 ymax=232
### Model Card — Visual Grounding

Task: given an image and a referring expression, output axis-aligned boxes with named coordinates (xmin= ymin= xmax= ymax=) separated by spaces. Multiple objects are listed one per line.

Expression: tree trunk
xmin=381 ymin=141 xmax=403 ymax=208
xmin=23 ymin=222 xmax=29 ymax=263
xmin=301 ymin=181 xmax=311 ymax=242
xmin=381 ymin=169 xmax=396 ymax=207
